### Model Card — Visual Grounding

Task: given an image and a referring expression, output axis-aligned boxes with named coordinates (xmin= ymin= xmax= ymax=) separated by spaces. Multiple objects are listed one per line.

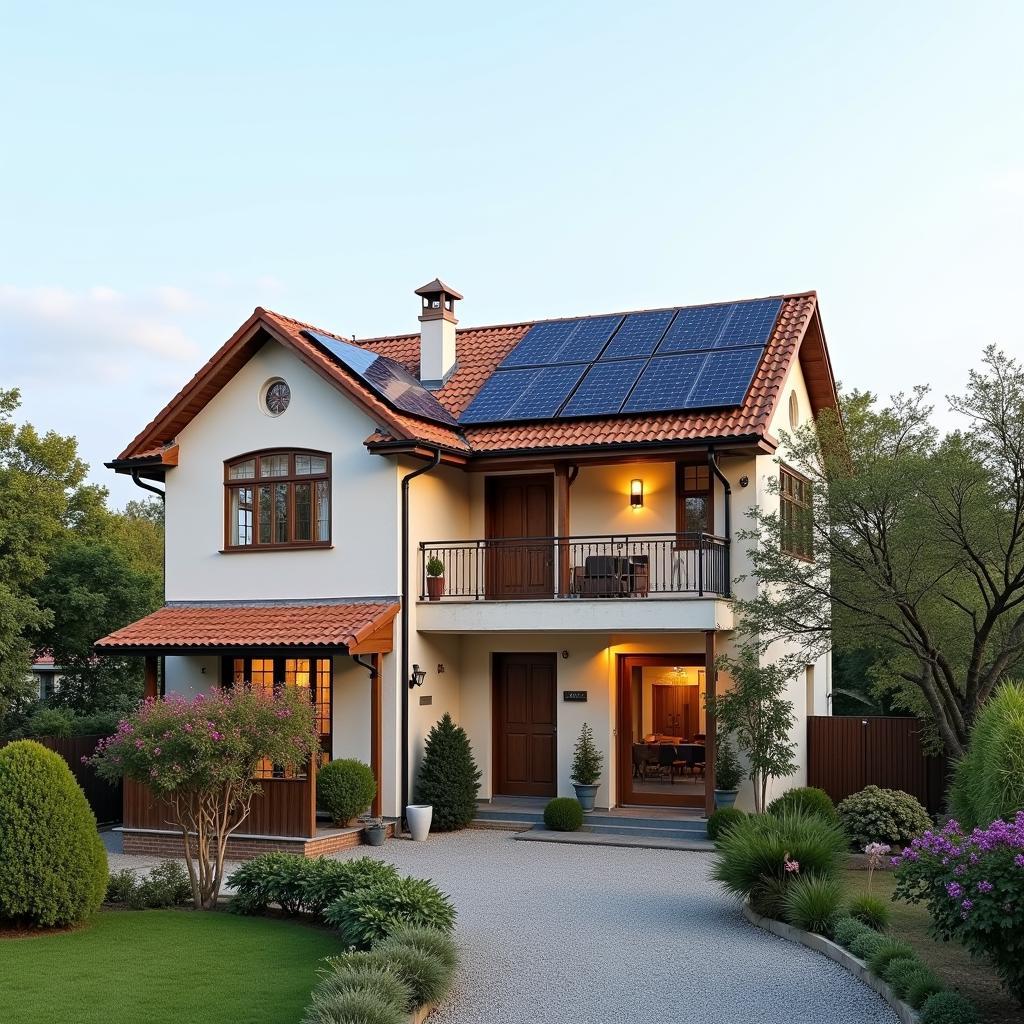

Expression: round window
xmin=263 ymin=379 xmax=291 ymax=416
xmin=788 ymin=390 xmax=799 ymax=430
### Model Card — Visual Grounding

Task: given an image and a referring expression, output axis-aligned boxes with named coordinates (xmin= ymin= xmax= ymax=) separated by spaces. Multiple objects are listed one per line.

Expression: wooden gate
xmin=807 ymin=716 xmax=949 ymax=814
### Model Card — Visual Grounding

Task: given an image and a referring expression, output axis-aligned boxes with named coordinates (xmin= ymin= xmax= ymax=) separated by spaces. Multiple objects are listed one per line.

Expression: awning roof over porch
xmin=94 ymin=600 xmax=399 ymax=655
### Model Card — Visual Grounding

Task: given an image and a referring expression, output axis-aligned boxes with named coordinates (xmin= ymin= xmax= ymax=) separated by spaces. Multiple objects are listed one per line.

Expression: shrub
xmin=373 ymin=935 xmax=456 ymax=1007
xmin=849 ymin=929 xmax=886 ymax=961
xmin=107 ymin=868 xmax=138 ymax=904
xmin=301 ymin=989 xmax=405 ymax=1024
xmin=905 ymin=970 xmax=945 ymax=1010
xmin=317 ymin=758 xmax=377 ymax=827
xmin=949 ymin=681 xmax=1024 ymax=830
xmin=920 ymin=991 xmax=978 ymax=1024
xmin=543 ymin=797 xmax=584 ymax=832
xmin=847 ymin=892 xmax=891 ymax=931
xmin=300 ymin=858 xmax=399 ymax=917
xmin=414 ymin=713 xmax=481 ymax=832
xmin=866 ymin=937 xmax=915 ymax=975
xmin=324 ymin=874 xmax=456 ymax=949
xmin=570 ymin=722 xmax=603 ymax=786
xmin=227 ymin=852 xmax=314 ymax=915
xmin=837 ymin=785 xmax=931 ymax=847
xmin=714 ymin=735 xmax=743 ymax=791
xmin=832 ymin=915 xmax=871 ymax=949
xmin=894 ymin=811 xmax=1024 ymax=1004
xmin=782 ymin=874 xmax=842 ymax=934
xmin=0 ymin=739 xmax=107 ymax=927
xmin=767 ymin=786 xmax=838 ymax=823
xmin=106 ymin=861 xmax=191 ymax=909
xmin=707 ymin=807 xmax=746 ymax=841
xmin=711 ymin=809 xmax=848 ymax=913
xmin=384 ymin=924 xmax=459 ymax=975
xmin=313 ymin=964 xmax=412 ymax=1015
xmin=883 ymin=956 xmax=926 ymax=998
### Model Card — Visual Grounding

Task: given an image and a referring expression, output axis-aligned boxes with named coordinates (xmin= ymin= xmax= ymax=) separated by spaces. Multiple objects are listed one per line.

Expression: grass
xmin=841 ymin=869 xmax=1023 ymax=1024
xmin=0 ymin=909 xmax=344 ymax=1024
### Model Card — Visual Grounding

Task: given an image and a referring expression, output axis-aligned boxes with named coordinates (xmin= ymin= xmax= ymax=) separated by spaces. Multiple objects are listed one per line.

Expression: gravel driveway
xmin=323 ymin=829 xmax=898 ymax=1024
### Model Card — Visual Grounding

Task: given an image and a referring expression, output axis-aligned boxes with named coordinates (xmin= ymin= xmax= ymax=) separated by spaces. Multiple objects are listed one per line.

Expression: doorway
xmin=493 ymin=653 xmax=557 ymax=797
xmin=617 ymin=653 xmax=708 ymax=808
xmin=485 ymin=475 xmax=554 ymax=599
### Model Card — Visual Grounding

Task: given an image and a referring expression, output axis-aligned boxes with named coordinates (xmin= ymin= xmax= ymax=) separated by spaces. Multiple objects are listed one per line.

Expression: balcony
xmin=419 ymin=533 xmax=730 ymax=602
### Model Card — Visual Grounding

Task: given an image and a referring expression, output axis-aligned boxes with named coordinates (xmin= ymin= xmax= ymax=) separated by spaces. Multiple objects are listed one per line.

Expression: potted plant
xmin=425 ymin=556 xmax=445 ymax=601
xmin=406 ymin=803 xmax=433 ymax=842
xmin=570 ymin=722 xmax=603 ymax=811
xmin=360 ymin=815 xmax=387 ymax=847
xmin=714 ymin=734 xmax=742 ymax=810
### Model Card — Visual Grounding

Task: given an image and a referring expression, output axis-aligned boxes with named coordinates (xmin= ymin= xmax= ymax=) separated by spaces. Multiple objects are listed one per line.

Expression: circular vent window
xmin=263 ymin=379 xmax=291 ymax=416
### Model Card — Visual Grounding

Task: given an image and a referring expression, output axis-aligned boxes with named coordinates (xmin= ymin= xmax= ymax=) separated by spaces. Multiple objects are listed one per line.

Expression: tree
xmin=737 ymin=347 xmax=1024 ymax=758
xmin=92 ymin=687 xmax=318 ymax=909
xmin=710 ymin=645 xmax=799 ymax=813
xmin=415 ymin=713 xmax=481 ymax=831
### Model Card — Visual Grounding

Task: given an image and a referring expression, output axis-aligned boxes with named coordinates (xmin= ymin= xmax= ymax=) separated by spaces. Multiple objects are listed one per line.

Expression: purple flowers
xmin=977 ymin=880 xmax=993 ymax=893
xmin=946 ymin=881 xmax=964 ymax=899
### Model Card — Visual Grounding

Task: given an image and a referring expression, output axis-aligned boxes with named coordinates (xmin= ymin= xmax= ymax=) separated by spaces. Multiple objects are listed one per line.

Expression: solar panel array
xmin=460 ymin=298 xmax=783 ymax=425
xmin=302 ymin=330 xmax=458 ymax=426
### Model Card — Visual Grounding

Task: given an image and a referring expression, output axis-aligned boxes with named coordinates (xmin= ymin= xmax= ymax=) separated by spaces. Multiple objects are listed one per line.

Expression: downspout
xmin=400 ymin=449 xmax=442 ymax=825
xmin=130 ymin=469 xmax=165 ymax=501
xmin=130 ymin=470 xmax=166 ymax=695
xmin=351 ymin=654 xmax=378 ymax=678
xmin=707 ymin=449 xmax=732 ymax=597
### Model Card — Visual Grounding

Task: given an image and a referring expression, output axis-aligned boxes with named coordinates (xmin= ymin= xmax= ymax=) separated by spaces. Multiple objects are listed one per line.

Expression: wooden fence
xmin=0 ymin=735 xmax=123 ymax=825
xmin=807 ymin=716 xmax=949 ymax=814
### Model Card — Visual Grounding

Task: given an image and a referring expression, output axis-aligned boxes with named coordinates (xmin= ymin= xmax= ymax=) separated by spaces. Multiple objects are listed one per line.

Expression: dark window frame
xmin=780 ymin=464 xmax=814 ymax=561
xmin=675 ymin=460 xmax=715 ymax=548
xmin=223 ymin=449 xmax=331 ymax=552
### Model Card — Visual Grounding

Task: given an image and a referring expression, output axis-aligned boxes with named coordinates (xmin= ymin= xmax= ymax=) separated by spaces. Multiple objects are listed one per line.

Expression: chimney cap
xmin=414 ymin=278 xmax=464 ymax=301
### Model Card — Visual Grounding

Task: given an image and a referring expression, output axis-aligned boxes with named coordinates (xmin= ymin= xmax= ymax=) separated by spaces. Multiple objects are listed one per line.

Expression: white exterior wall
xmin=164 ymin=655 xmax=221 ymax=698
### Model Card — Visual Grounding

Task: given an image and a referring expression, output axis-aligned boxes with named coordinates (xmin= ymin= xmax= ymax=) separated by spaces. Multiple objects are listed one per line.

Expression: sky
xmin=2 ymin=1 xmax=1023 ymax=505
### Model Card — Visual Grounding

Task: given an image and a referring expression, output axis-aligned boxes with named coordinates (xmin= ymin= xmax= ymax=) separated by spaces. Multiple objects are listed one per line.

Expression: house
xmin=30 ymin=654 xmax=62 ymax=701
xmin=96 ymin=280 xmax=838 ymax=856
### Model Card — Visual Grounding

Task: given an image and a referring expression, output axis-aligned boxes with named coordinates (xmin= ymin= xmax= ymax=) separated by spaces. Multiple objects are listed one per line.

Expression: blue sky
xmin=2 ymin=1 xmax=1023 ymax=504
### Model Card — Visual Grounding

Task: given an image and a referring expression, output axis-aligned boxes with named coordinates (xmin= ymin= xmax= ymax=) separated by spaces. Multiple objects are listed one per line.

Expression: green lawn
xmin=0 ymin=909 xmax=344 ymax=1024
xmin=841 ymin=869 xmax=1023 ymax=1024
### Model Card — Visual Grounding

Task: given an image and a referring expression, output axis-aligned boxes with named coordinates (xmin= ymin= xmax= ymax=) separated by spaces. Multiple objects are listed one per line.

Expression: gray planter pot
xmin=714 ymin=788 xmax=739 ymax=810
xmin=573 ymin=783 xmax=599 ymax=811
xmin=363 ymin=825 xmax=386 ymax=847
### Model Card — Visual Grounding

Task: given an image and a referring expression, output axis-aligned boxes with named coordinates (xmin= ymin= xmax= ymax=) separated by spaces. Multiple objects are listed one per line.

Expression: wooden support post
xmin=306 ymin=751 xmax=318 ymax=838
xmin=370 ymin=653 xmax=382 ymax=817
xmin=704 ymin=630 xmax=717 ymax=818
xmin=554 ymin=463 xmax=571 ymax=596
xmin=143 ymin=655 xmax=158 ymax=700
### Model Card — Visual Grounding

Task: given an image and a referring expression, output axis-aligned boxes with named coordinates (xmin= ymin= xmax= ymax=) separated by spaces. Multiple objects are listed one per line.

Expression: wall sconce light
xmin=409 ymin=664 xmax=427 ymax=689
xmin=437 ymin=663 xmax=445 ymax=674
xmin=739 ymin=475 xmax=749 ymax=488
xmin=630 ymin=478 xmax=644 ymax=509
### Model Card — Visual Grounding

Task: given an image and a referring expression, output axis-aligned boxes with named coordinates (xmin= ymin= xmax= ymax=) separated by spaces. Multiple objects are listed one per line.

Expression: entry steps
xmin=473 ymin=804 xmax=708 ymax=843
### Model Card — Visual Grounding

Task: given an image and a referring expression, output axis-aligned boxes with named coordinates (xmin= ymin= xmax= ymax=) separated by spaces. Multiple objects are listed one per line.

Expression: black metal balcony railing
xmin=419 ymin=533 xmax=730 ymax=601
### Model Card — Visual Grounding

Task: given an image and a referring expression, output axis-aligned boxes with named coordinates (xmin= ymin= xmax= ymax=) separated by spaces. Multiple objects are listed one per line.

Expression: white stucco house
xmin=97 ymin=280 xmax=837 ymax=856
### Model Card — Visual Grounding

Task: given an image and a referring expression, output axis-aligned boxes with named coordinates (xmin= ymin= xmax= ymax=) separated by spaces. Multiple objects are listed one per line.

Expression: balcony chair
xmin=572 ymin=555 xmax=631 ymax=597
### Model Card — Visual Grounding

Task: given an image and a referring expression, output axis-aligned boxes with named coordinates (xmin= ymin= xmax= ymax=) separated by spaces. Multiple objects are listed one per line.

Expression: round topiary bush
xmin=920 ymin=991 xmax=978 ymax=1024
xmin=317 ymin=758 xmax=377 ymax=826
xmin=837 ymin=785 xmax=932 ymax=847
xmin=0 ymin=739 xmax=108 ymax=927
xmin=707 ymin=807 xmax=747 ymax=841
xmin=543 ymin=797 xmax=584 ymax=832
xmin=832 ymin=915 xmax=872 ymax=949
xmin=415 ymin=713 xmax=481 ymax=831
xmin=767 ymin=786 xmax=839 ymax=822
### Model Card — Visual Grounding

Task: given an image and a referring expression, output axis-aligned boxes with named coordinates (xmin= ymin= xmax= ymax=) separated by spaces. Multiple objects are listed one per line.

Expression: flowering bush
xmin=92 ymin=687 xmax=318 ymax=909
xmin=893 ymin=812 xmax=1024 ymax=1005
xmin=837 ymin=785 xmax=931 ymax=847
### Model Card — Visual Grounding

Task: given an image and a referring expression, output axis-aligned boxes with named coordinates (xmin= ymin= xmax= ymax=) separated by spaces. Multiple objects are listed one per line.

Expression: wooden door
xmin=485 ymin=475 xmax=554 ymax=599
xmin=652 ymin=685 xmax=684 ymax=736
xmin=494 ymin=653 xmax=557 ymax=797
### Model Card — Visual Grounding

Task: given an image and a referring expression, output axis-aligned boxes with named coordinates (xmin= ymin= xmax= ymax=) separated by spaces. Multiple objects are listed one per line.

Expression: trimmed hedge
xmin=0 ymin=739 xmax=108 ymax=927
xmin=832 ymin=915 xmax=871 ymax=949
xmin=317 ymin=758 xmax=377 ymax=827
xmin=543 ymin=797 xmax=584 ymax=832
xmin=920 ymin=991 xmax=978 ymax=1024
xmin=706 ymin=807 xmax=746 ymax=841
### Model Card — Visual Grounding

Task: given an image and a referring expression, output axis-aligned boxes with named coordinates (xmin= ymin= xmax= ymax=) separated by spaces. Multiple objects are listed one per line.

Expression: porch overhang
xmin=94 ymin=599 xmax=399 ymax=656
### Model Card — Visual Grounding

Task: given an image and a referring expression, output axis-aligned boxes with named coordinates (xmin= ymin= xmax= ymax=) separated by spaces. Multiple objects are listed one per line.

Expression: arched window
xmin=224 ymin=450 xmax=331 ymax=550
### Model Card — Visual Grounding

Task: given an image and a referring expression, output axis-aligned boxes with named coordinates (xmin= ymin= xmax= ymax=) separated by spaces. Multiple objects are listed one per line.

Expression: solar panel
xmin=499 ymin=321 xmax=577 ymax=368
xmin=303 ymin=330 xmax=458 ymax=425
xmin=657 ymin=304 xmax=733 ymax=354
xmin=601 ymin=309 xmax=676 ymax=359
xmin=560 ymin=359 xmax=646 ymax=418
xmin=506 ymin=364 xmax=589 ymax=419
xmin=686 ymin=347 xmax=763 ymax=408
xmin=715 ymin=298 xmax=783 ymax=348
xmin=554 ymin=315 xmax=623 ymax=362
xmin=460 ymin=367 xmax=542 ymax=423
xmin=621 ymin=353 xmax=708 ymax=414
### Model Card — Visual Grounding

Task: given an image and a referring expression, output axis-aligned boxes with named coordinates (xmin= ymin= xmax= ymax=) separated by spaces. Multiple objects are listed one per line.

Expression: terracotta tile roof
xmin=94 ymin=601 xmax=399 ymax=652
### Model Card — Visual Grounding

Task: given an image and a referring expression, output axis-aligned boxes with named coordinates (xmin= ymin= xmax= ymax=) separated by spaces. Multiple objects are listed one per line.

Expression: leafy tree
xmin=710 ymin=645 xmax=799 ymax=813
xmin=415 ymin=713 xmax=481 ymax=831
xmin=736 ymin=347 xmax=1024 ymax=758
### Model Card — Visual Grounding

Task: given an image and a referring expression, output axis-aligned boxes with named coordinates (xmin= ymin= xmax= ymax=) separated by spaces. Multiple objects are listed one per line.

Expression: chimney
xmin=415 ymin=278 xmax=462 ymax=388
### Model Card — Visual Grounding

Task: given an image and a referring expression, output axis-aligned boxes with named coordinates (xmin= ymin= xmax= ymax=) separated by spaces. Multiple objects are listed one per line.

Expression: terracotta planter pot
xmin=426 ymin=576 xmax=445 ymax=601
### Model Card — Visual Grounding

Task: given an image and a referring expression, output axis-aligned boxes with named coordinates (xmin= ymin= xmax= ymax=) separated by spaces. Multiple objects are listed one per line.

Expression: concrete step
xmin=473 ymin=805 xmax=708 ymax=841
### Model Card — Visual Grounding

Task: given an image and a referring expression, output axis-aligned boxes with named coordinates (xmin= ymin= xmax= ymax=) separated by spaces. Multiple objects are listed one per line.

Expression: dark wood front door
xmin=494 ymin=653 xmax=557 ymax=797
xmin=485 ymin=475 xmax=554 ymax=599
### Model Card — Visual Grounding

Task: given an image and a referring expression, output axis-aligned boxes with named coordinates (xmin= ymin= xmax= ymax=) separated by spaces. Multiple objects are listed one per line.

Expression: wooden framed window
xmin=224 ymin=450 xmax=331 ymax=550
xmin=676 ymin=461 xmax=714 ymax=546
xmin=224 ymin=654 xmax=332 ymax=777
xmin=780 ymin=465 xmax=814 ymax=560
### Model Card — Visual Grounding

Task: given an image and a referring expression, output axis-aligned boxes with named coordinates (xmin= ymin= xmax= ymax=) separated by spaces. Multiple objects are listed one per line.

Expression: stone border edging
xmin=410 ymin=1000 xmax=436 ymax=1023
xmin=741 ymin=902 xmax=920 ymax=1024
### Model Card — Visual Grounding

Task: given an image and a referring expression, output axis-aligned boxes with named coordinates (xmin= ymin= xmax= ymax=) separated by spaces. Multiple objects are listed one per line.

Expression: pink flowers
xmin=783 ymin=853 xmax=800 ymax=874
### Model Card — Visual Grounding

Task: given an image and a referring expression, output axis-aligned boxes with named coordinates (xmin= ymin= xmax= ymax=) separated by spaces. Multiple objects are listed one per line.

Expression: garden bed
xmin=0 ymin=909 xmax=344 ymax=1024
